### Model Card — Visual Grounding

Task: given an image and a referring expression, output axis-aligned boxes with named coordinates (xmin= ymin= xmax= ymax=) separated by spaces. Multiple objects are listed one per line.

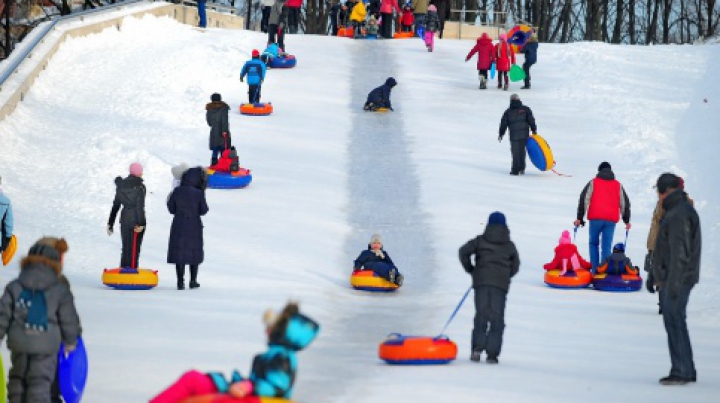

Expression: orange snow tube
xmin=393 ymin=31 xmax=414 ymax=39
xmin=239 ymin=103 xmax=273 ymax=116
xmin=379 ymin=333 xmax=458 ymax=365
xmin=544 ymin=269 xmax=592 ymax=289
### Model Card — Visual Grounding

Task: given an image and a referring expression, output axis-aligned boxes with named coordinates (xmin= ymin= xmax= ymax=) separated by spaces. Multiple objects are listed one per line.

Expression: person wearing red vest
xmin=574 ymin=161 xmax=632 ymax=272
xmin=494 ymin=33 xmax=515 ymax=91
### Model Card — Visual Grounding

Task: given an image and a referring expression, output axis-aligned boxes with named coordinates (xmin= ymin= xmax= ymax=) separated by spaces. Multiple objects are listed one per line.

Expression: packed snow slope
xmin=0 ymin=14 xmax=718 ymax=402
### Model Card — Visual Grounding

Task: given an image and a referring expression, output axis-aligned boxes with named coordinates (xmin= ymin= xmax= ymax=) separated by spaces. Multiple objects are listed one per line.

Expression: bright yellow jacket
xmin=350 ymin=1 xmax=367 ymax=22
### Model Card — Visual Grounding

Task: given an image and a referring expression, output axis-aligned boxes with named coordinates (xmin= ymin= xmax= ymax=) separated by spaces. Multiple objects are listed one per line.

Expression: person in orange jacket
xmin=494 ymin=33 xmax=515 ymax=90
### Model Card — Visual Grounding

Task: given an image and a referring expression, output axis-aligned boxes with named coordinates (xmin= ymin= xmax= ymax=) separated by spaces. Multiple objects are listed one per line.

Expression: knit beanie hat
xmin=487 ymin=211 xmax=506 ymax=226
xmin=677 ymin=176 xmax=685 ymax=190
xmin=370 ymin=233 xmax=383 ymax=244
xmin=129 ymin=162 xmax=143 ymax=176
xmin=171 ymin=162 xmax=190 ymax=180
xmin=613 ymin=243 xmax=625 ymax=253
xmin=211 ymin=93 xmax=222 ymax=102
xmin=428 ymin=4 xmax=436 ymax=11
xmin=499 ymin=33 xmax=507 ymax=41
xmin=22 ymin=236 xmax=68 ymax=274
xmin=598 ymin=161 xmax=611 ymax=171
xmin=252 ymin=49 xmax=260 ymax=57
xmin=559 ymin=230 xmax=571 ymax=245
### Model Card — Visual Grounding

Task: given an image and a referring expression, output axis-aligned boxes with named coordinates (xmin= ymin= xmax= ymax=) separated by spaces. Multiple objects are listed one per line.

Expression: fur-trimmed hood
xmin=18 ymin=259 xmax=61 ymax=290
xmin=206 ymin=101 xmax=230 ymax=111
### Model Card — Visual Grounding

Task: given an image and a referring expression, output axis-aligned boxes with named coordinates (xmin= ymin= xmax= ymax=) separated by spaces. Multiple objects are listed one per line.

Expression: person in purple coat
xmin=167 ymin=167 xmax=209 ymax=290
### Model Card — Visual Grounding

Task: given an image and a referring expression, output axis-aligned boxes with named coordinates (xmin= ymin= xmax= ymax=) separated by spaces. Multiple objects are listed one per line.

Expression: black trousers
xmin=380 ymin=12 xmax=393 ymax=38
xmin=260 ymin=6 xmax=271 ymax=32
xmin=472 ymin=286 xmax=507 ymax=358
xmin=120 ymin=224 xmax=144 ymax=268
xmin=661 ymin=286 xmax=696 ymax=379
xmin=267 ymin=24 xmax=285 ymax=50
xmin=288 ymin=7 xmax=300 ymax=33
xmin=248 ymin=84 xmax=261 ymax=103
xmin=523 ymin=62 xmax=533 ymax=87
xmin=510 ymin=139 xmax=527 ymax=174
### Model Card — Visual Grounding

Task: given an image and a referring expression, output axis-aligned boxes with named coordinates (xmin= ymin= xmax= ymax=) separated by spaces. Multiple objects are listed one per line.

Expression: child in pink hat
xmin=543 ymin=230 xmax=591 ymax=275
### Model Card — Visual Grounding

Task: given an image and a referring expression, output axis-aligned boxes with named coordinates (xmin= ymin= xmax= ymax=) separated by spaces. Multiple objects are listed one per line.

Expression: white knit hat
xmin=370 ymin=233 xmax=382 ymax=244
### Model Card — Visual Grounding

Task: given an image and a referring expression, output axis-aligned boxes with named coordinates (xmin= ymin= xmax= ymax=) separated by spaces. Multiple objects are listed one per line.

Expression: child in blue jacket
xmin=353 ymin=233 xmax=404 ymax=285
xmin=240 ymin=49 xmax=268 ymax=103
xmin=151 ymin=302 xmax=319 ymax=402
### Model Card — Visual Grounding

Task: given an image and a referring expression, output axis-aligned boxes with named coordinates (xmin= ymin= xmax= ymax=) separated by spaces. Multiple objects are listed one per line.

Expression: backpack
xmin=17 ymin=288 xmax=49 ymax=333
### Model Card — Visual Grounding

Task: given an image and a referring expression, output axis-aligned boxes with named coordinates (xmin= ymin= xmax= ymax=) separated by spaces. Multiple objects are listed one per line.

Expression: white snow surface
xmin=0 ymin=14 xmax=719 ymax=402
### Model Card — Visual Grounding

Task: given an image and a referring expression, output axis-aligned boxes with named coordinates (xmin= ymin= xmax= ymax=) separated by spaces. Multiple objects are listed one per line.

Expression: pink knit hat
xmin=129 ymin=162 xmax=143 ymax=176
xmin=559 ymin=230 xmax=571 ymax=245
xmin=499 ymin=33 xmax=507 ymax=41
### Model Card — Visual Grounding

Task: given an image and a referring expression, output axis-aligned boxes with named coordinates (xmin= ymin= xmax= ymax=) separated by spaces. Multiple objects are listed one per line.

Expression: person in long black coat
xmin=107 ymin=163 xmax=147 ymax=268
xmin=206 ymin=93 xmax=230 ymax=166
xmin=430 ymin=0 xmax=449 ymax=38
xmin=167 ymin=167 xmax=209 ymax=290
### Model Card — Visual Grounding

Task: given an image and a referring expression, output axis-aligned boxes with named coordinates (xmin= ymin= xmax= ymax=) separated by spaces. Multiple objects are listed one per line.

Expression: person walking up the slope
xmin=411 ymin=0 xmax=429 ymax=35
xmin=466 ymin=33 xmax=494 ymax=89
xmin=494 ymin=33 xmax=515 ymax=91
xmin=206 ymin=93 xmax=230 ymax=166
xmin=498 ymin=93 xmax=536 ymax=176
xmin=349 ymin=0 xmax=367 ymax=38
xmin=0 ymin=175 xmax=14 ymax=255
xmin=107 ymin=163 xmax=147 ymax=269
xmin=519 ymin=33 xmax=538 ymax=89
xmin=574 ymin=161 xmax=631 ymax=273
xmin=260 ymin=0 xmax=275 ymax=32
xmin=459 ymin=212 xmax=520 ymax=365
xmin=651 ymin=173 xmax=701 ymax=386
xmin=379 ymin=0 xmax=402 ymax=38
xmin=423 ymin=4 xmax=439 ymax=51
xmin=240 ymin=50 xmax=268 ymax=104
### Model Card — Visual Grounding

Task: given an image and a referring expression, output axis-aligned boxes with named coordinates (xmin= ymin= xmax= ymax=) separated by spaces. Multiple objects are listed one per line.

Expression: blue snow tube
xmin=269 ymin=55 xmax=297 ymax=69
xmin=207 ymin=171 xmax=252 ymax=189
xmin=526 ymin=134 xmax=555 ymax=171
xmin=592 ymin=273 xmax=643 ymax=292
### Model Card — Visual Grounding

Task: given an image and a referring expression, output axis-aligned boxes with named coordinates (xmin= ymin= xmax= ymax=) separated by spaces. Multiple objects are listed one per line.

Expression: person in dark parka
xmin=364 ymin=77 xmax=397 ymax=111
xmin=519 ymin=33 xmax=538 ymax=89
xmin=430 ymin=0 xmax=450 ymax=38
xmin=0 ymin=237 xmax=81 ymax=403
xmin=206 ymin=93 xmax=231 ymax=166
xmin=459 ymin=212 xmax=520 ymax=364
xmin=167 ymin=167 xmax=209 ymax=290
xmin=651 ymin=173 xmax=702 ymax=385
xmin=107 ymin=163 xmax=147 ymax=269
xmin=498 ymin=93 xmax=537 ymax=175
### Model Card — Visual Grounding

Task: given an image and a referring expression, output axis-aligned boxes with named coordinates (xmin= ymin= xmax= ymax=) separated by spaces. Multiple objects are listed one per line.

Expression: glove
xmin=240 ymin=77 xmax=244 ymax=82
xmin=532 ymin=131 xmax=537 ymax=135
xmin=645 ymin=271 xmax=656 ymax=294
xmin=106 ymin=225 xmax=113 ymax=236
xmin=498 ymin=135 xmax=503 ymax=142
xmin=134 ymin=225 xmax=145 ymax=233
xmin=64 ymin=344 xmax=77 ymax=357
xmin=279 ymin=22 xmax=286 ymax=30
xmin=229 ymin=380 xmax=253 ymax=398
xmin=573 ymin=219 xmax=586 ymax=227
xmin=625 ymin=222 xmax=632 ymax=230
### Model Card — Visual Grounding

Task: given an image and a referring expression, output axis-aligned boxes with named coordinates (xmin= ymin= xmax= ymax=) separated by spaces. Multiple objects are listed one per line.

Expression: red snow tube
xmin=378 ymin=333 xmax=457 ymax=365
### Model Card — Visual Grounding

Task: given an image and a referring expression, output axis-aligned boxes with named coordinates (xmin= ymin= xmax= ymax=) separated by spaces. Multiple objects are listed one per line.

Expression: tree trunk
xmin=661 ymin=0 xmax=672 ymax=43
xmin=611 ymin=0 xmax=623 ymax=42
xmin=708 ymin=0 xmax=716 ymax=36
xmin=628 ymin=0 xmax=636 ymax=43
xmin=647 ymin=0 xmax=660 ymax=43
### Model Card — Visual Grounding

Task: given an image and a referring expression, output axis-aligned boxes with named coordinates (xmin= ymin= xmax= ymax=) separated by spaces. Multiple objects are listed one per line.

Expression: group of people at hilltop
xmin=466 ymin=31 xmax=538 ymax=90
xmin=329 ymin=0 xmax=450 ymax=39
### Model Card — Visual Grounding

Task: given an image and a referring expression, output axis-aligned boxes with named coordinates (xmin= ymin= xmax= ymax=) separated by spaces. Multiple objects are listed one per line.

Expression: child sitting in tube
xmin=150 ymin=302 xmax=319 ymax=402
xmin=543 ymin=230 xmax=591 ymax=275
xmin=353 ymin=233 xmax=404 ymax=286
xmin=596 ymin=243 xmax=639 ymax=276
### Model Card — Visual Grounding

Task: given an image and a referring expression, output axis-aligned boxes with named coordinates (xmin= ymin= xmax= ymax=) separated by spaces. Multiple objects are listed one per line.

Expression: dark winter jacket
xmin=0 ymin=256 xmax=81 ymax=354
xmin=598 ymin=252 xmax=635 ymax=275
xmin=459 ymin=224 xmax=520 ymax=291
xmin=425 ymin=10 xmax=439 ymax=32
xmin=269 ymin=0 xmax=288 ymax=26
xmin=108 ymin=175 xmax=146 ymax=228
xmin=206 ymin=101 xmax=230 ymax=150
xmin=367 ymin=78 xmax=397 ymax=109
xmin=354 ymin=246 xmax=397 ymax=271
xmin=499 ymin=99 xmax=537 ymax=141
xmin=576 ymin=168 xmax=631 ymax=224
xmin=520 ymin=39 xmax=538 ymax=65
xmin=432 ymin=0 xmax=450 ymax=22
xmin=167 ymin=167 xmax=209 ymax=265
xmin=651 ymin=190 xmax=701 ymax=297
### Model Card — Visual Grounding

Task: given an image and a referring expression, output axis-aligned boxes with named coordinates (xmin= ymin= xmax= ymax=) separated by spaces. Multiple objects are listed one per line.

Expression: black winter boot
xmin=211 ymin=157 xmax=218 ymax=166
xmin=189 ymin=265 xmax=200 ymax=289
xmin=176 ymin=264 xmax=185 ymax=290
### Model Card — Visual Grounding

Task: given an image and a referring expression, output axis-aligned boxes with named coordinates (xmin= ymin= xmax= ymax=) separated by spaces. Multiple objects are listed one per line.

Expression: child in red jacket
xmin=494 ymin=33 xmax=516 ymax=90
xmin=401 ymin=5 xmax=414 ymax=32
xmin=466 ymin=33 xmax=495 ymax=89
xmin=543 ymin=230 xmax=591 ymax=275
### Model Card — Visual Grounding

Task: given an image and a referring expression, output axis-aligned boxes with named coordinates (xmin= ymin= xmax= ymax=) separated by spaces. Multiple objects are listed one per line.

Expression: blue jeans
xmin=197 ymin=1 xmax=207 ymax=28
xmin=211 ymin=147 xmax=223 ymax=161
xmin=661 ymin=286 xmax=696 ymax=379
xmin=588 ymin=219 xmax=616 ymax=272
